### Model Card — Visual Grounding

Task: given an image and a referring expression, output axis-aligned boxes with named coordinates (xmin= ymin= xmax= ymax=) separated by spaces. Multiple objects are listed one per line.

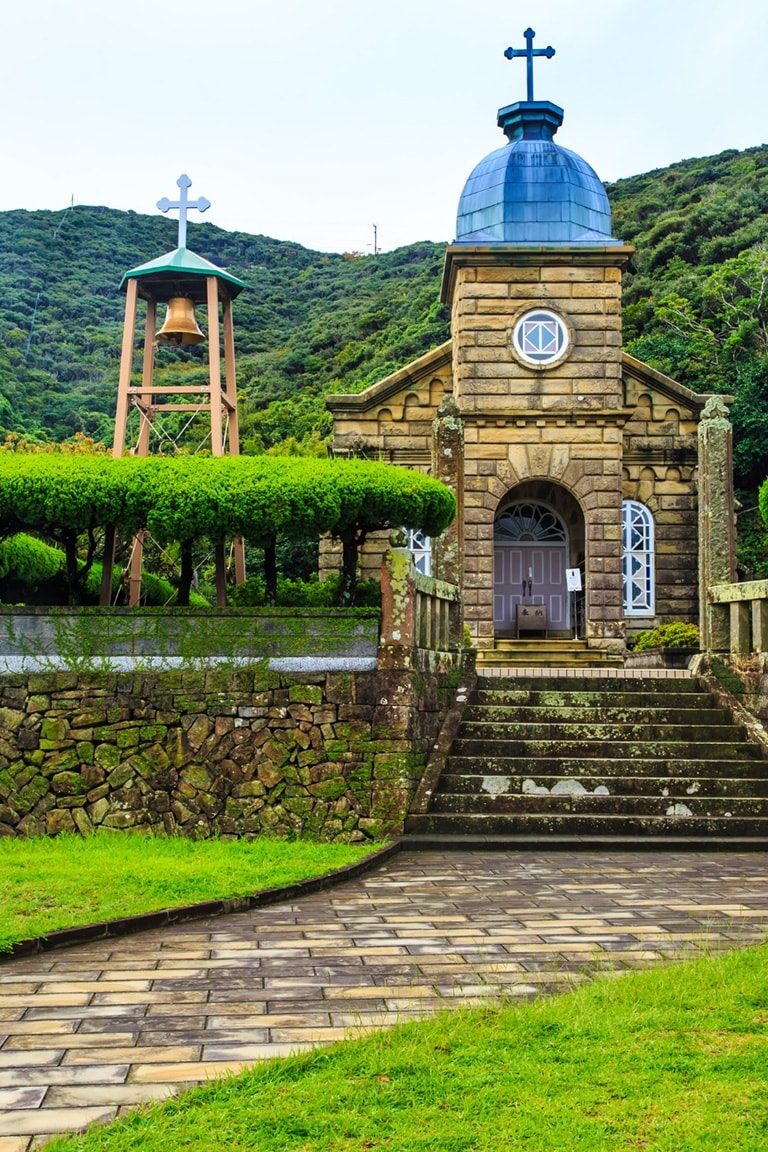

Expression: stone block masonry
xmin=0 ymin=659 xmax=462 ymax=842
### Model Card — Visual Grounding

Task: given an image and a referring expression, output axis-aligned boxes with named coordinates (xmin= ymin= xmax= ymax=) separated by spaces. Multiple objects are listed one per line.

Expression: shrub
xmin=228 ymin=572 xmax=381 ymax=609
xmin=634 ymin=622 xmax=700 ymax=651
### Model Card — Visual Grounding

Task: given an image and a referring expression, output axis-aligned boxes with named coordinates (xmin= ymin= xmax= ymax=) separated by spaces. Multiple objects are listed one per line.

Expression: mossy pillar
xmin=698 ymin=395 xmax=736 ymax=651
xmin=431 ymin=395 xmax=464 ymax=588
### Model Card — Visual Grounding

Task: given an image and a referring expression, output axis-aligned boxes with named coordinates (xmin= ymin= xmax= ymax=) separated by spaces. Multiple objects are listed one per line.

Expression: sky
xmin=3 ymin=0 xmax=768 ymax=255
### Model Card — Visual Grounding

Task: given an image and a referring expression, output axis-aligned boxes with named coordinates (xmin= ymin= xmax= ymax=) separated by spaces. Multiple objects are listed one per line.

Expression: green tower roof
xmin=120 ymin=247 xmax=246 ymax=303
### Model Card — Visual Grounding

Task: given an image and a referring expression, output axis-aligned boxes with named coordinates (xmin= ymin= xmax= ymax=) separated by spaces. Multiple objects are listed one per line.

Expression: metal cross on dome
xmin=504 ymin=28 xmax=555 ymax=102
xmin=157 ymin=174 xmax=211 ymax=249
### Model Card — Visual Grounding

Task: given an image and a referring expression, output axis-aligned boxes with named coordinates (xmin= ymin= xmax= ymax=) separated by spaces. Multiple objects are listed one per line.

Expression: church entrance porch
xmin=494 ymin=507 xmax=568 ymax=636
xmin=492 ymin=485 xmax=585 ymax=641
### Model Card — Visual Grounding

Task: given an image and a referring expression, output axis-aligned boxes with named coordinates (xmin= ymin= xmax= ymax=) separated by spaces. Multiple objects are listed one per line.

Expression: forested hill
xmin=0 ymin=208 xmax=448 ymax=452
xmin=2 ymin=141 xmax=768 ymax=486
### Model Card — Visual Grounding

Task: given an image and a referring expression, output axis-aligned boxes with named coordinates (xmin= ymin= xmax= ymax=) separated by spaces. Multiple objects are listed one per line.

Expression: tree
xmin=325 ymin=460 xmax=456 ymax=605
xmin=0 ymin=456 xmax=130 ymax=603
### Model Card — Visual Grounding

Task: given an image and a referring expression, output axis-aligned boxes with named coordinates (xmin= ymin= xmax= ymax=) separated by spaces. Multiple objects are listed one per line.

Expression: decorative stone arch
xmin=460 ymin=438 xmax=625 ymax=652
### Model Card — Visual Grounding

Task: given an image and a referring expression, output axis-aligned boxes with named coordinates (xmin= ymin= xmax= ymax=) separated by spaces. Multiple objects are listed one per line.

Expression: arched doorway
xmin=493 ymin=483 xmax=585 ymax=638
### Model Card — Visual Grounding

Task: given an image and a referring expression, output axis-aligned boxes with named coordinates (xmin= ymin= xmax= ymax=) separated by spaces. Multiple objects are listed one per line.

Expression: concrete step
xmin=477 ymin=655 xmax=623 ymax=669
xmin=451 ymin=740 xmax=762 ymax=760
xmin=473 ymin=689 xmax=712 ymax=708
xmin=402 ymin=832 xmax=768 ymax=852
xmin=406 ymin=812 xmax=768 ymax=837
xmin=494 ymin=640 xmax=590 ymax=649
xmin=431 ymin=793 xmax=768 ymax=817
xmin=475 ymin=675 xmax=698 ymax=692
xmin=438 ymin=772 xmax=768 ymax=796
xmin=476 ymin=642 xmax=624 ymax=669
xmin=462 ymin=705 xmax=731 ymax=725
xmin=456 ymin=721 xmax=746 ymax=742
xmin=444 ymin=755 xmax=765 ymax=778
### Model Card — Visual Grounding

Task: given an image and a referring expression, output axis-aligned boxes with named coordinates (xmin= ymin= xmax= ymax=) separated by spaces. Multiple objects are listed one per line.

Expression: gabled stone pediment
xmin=327 ymin=342 xmax=452 ymax=464
xmin=622 ymin=352 xmax=732 ymax=416
xmin=326 ymin=341 xmax=452 ymax=418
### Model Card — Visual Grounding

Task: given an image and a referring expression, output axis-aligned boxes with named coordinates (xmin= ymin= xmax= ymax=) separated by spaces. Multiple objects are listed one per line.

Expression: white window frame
xmin=408 ymin=529 xmax=432 ymax=576
xmin=622 ymin=500 xmax=655 ymax=616
xmin=511 ymin=309 xmax=570 ymax=368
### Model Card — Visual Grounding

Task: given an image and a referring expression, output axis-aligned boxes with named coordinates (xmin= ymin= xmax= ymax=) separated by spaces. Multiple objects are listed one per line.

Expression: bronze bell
xmin=156 ymin=297 xmax=205 ymax=345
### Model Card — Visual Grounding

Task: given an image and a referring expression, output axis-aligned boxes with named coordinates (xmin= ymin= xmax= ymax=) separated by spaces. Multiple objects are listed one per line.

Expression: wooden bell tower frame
xmin=100 ymin=223 xmax=247 ymax=607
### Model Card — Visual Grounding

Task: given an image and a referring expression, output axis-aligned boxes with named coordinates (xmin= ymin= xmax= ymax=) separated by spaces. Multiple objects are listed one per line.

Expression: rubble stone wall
xmin=0 ymin=659 xmax=462 ymax=842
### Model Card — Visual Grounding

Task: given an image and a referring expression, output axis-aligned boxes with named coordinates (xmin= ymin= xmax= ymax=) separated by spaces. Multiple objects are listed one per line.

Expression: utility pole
xmin=372 ymin=223 xmax=379 ymax=256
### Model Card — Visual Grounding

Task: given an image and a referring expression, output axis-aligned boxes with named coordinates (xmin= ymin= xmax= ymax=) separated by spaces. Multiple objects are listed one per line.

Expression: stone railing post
xmin=431 ymin=395 xmax=464 ymax=590
xmin=379 ymin=542 xmax=416 ymax=668
xmin=698 ymin=395 xmax=736 ymax=651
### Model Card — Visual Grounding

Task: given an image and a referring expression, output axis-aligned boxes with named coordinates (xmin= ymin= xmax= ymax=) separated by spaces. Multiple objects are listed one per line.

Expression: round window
xmin=512 ymin=309 xmax=570 ymax=367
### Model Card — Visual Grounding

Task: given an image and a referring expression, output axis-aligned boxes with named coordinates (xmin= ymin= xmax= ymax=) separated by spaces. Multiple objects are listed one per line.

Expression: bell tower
xmin=101 ymin=175 xmax=247 ymax=607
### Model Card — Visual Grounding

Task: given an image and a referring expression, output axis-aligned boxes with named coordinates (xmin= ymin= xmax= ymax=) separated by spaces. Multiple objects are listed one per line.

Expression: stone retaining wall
xmin=0 ymin=657 xmax=462 ymax=841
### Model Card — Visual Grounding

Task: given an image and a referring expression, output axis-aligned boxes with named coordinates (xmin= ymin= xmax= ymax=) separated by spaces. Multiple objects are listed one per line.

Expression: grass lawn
xmin=45 ymin=941 xmax=768 ymax=1151
xmin=0 ymin=832 xmax=382 ymax=951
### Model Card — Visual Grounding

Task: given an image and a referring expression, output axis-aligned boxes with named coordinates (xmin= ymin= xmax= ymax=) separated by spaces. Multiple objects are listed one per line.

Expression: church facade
xmin=326 ymin=53 xmax=731 ymax=657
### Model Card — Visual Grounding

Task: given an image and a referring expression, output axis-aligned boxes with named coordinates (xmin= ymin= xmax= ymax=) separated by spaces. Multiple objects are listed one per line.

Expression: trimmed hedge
xmin=0 ymin=456 xmax=456 ymax=605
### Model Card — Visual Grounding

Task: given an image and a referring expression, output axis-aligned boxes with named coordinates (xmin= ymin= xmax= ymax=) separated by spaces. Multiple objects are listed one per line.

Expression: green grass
xmin=45 ymin=942 xmax=768 ymax=1151
xmin=0 ymin=832 xmax=382 ymax=951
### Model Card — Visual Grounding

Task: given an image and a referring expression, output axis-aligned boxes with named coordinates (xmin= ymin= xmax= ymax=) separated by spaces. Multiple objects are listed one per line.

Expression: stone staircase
xmin=405 ymin=673 xmax=768 ymax=848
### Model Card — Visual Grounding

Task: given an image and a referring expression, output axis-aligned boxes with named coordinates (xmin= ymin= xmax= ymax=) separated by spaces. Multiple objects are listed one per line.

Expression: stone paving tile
xmin=0 ymin=1054 xmax=62 ymax=1072
xmin=2 ymin=1035 xmax=138 ymax=1054
xmin=127 ymin=1057 xmax=291 ymax=1083
xmin=61 ymin=1046 xmax=201 ymax=1067
xmin=2 ymin=849 xmax=768 ymax=1150
xmin=0 ymin=1094 xmax=45 ymax=1114
xmin=44 ymin=1085 xmax=176 ymax=1108
xmin=0 ymin=1108 xmax=116 ymax=1137
xmin=0 ymin=1068 xmax=129 ymax=1090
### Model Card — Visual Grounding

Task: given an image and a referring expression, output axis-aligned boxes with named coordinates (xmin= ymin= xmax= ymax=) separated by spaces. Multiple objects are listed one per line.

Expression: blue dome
xmin=455 ymin=101 xmax=618 ymax=245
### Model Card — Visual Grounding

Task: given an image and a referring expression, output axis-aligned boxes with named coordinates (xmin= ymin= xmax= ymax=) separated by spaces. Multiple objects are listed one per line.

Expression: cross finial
xmin=157 ymin=174 xmax=211 ymax=249
xmin=503 ymin=27 xmax=555 ymax=102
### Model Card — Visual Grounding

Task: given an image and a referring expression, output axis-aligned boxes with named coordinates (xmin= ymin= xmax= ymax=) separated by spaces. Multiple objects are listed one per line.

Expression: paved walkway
xmin=2 ymin=849 xmax=768 ymax=1149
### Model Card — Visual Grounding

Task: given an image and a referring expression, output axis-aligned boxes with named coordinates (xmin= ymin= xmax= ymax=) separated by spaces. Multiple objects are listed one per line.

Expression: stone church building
xmin=326 ymin=63 xmax=733 ymax=659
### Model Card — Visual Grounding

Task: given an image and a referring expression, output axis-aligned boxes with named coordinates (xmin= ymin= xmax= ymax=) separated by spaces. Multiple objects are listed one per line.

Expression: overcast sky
xmin=3 ymin=0 xmax=767 ymax=255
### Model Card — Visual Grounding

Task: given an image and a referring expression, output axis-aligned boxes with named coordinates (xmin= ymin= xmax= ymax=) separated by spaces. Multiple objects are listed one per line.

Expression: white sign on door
xmin=566 ymin=568 xmax=582 ymax=592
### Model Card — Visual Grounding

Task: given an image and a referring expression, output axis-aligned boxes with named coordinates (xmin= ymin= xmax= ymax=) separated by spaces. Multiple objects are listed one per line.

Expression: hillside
xmin=2 ymin=142 xmax=768 ymax=483
xmin=0 ymin=208 xmax=448 ymax=450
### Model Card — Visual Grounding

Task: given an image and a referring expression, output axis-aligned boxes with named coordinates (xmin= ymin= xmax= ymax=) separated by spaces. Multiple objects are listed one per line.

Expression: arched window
xmin=622 ymin=500 xmax=655 ymax=615
xmin=494 ymin=502 xmax=567 ymax=543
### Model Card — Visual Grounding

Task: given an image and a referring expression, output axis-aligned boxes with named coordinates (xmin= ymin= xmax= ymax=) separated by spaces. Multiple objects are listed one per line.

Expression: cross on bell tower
xmin=504 ymin=27 xmax=555 ymax=102
xmin=157 ymin=174 xmax=211 ymax=249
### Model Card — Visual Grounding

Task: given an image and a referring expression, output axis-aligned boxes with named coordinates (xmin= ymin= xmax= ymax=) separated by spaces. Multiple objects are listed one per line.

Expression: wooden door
xmin=494 ymin=545 xmax=568 ymax=632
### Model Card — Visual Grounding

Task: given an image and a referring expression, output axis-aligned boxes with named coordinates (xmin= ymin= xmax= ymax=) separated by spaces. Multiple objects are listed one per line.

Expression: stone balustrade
xmin=379 ymin=546 xmax=462 ymax=663
xmin=707 ymin=579 xmax=768 ymax=654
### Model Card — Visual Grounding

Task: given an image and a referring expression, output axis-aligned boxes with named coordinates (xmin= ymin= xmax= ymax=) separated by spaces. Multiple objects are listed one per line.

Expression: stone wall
xmin=622 ymin=356 xmax=709 ymax=634
xmin=0 ymin=657 xmax=463 ymax=841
